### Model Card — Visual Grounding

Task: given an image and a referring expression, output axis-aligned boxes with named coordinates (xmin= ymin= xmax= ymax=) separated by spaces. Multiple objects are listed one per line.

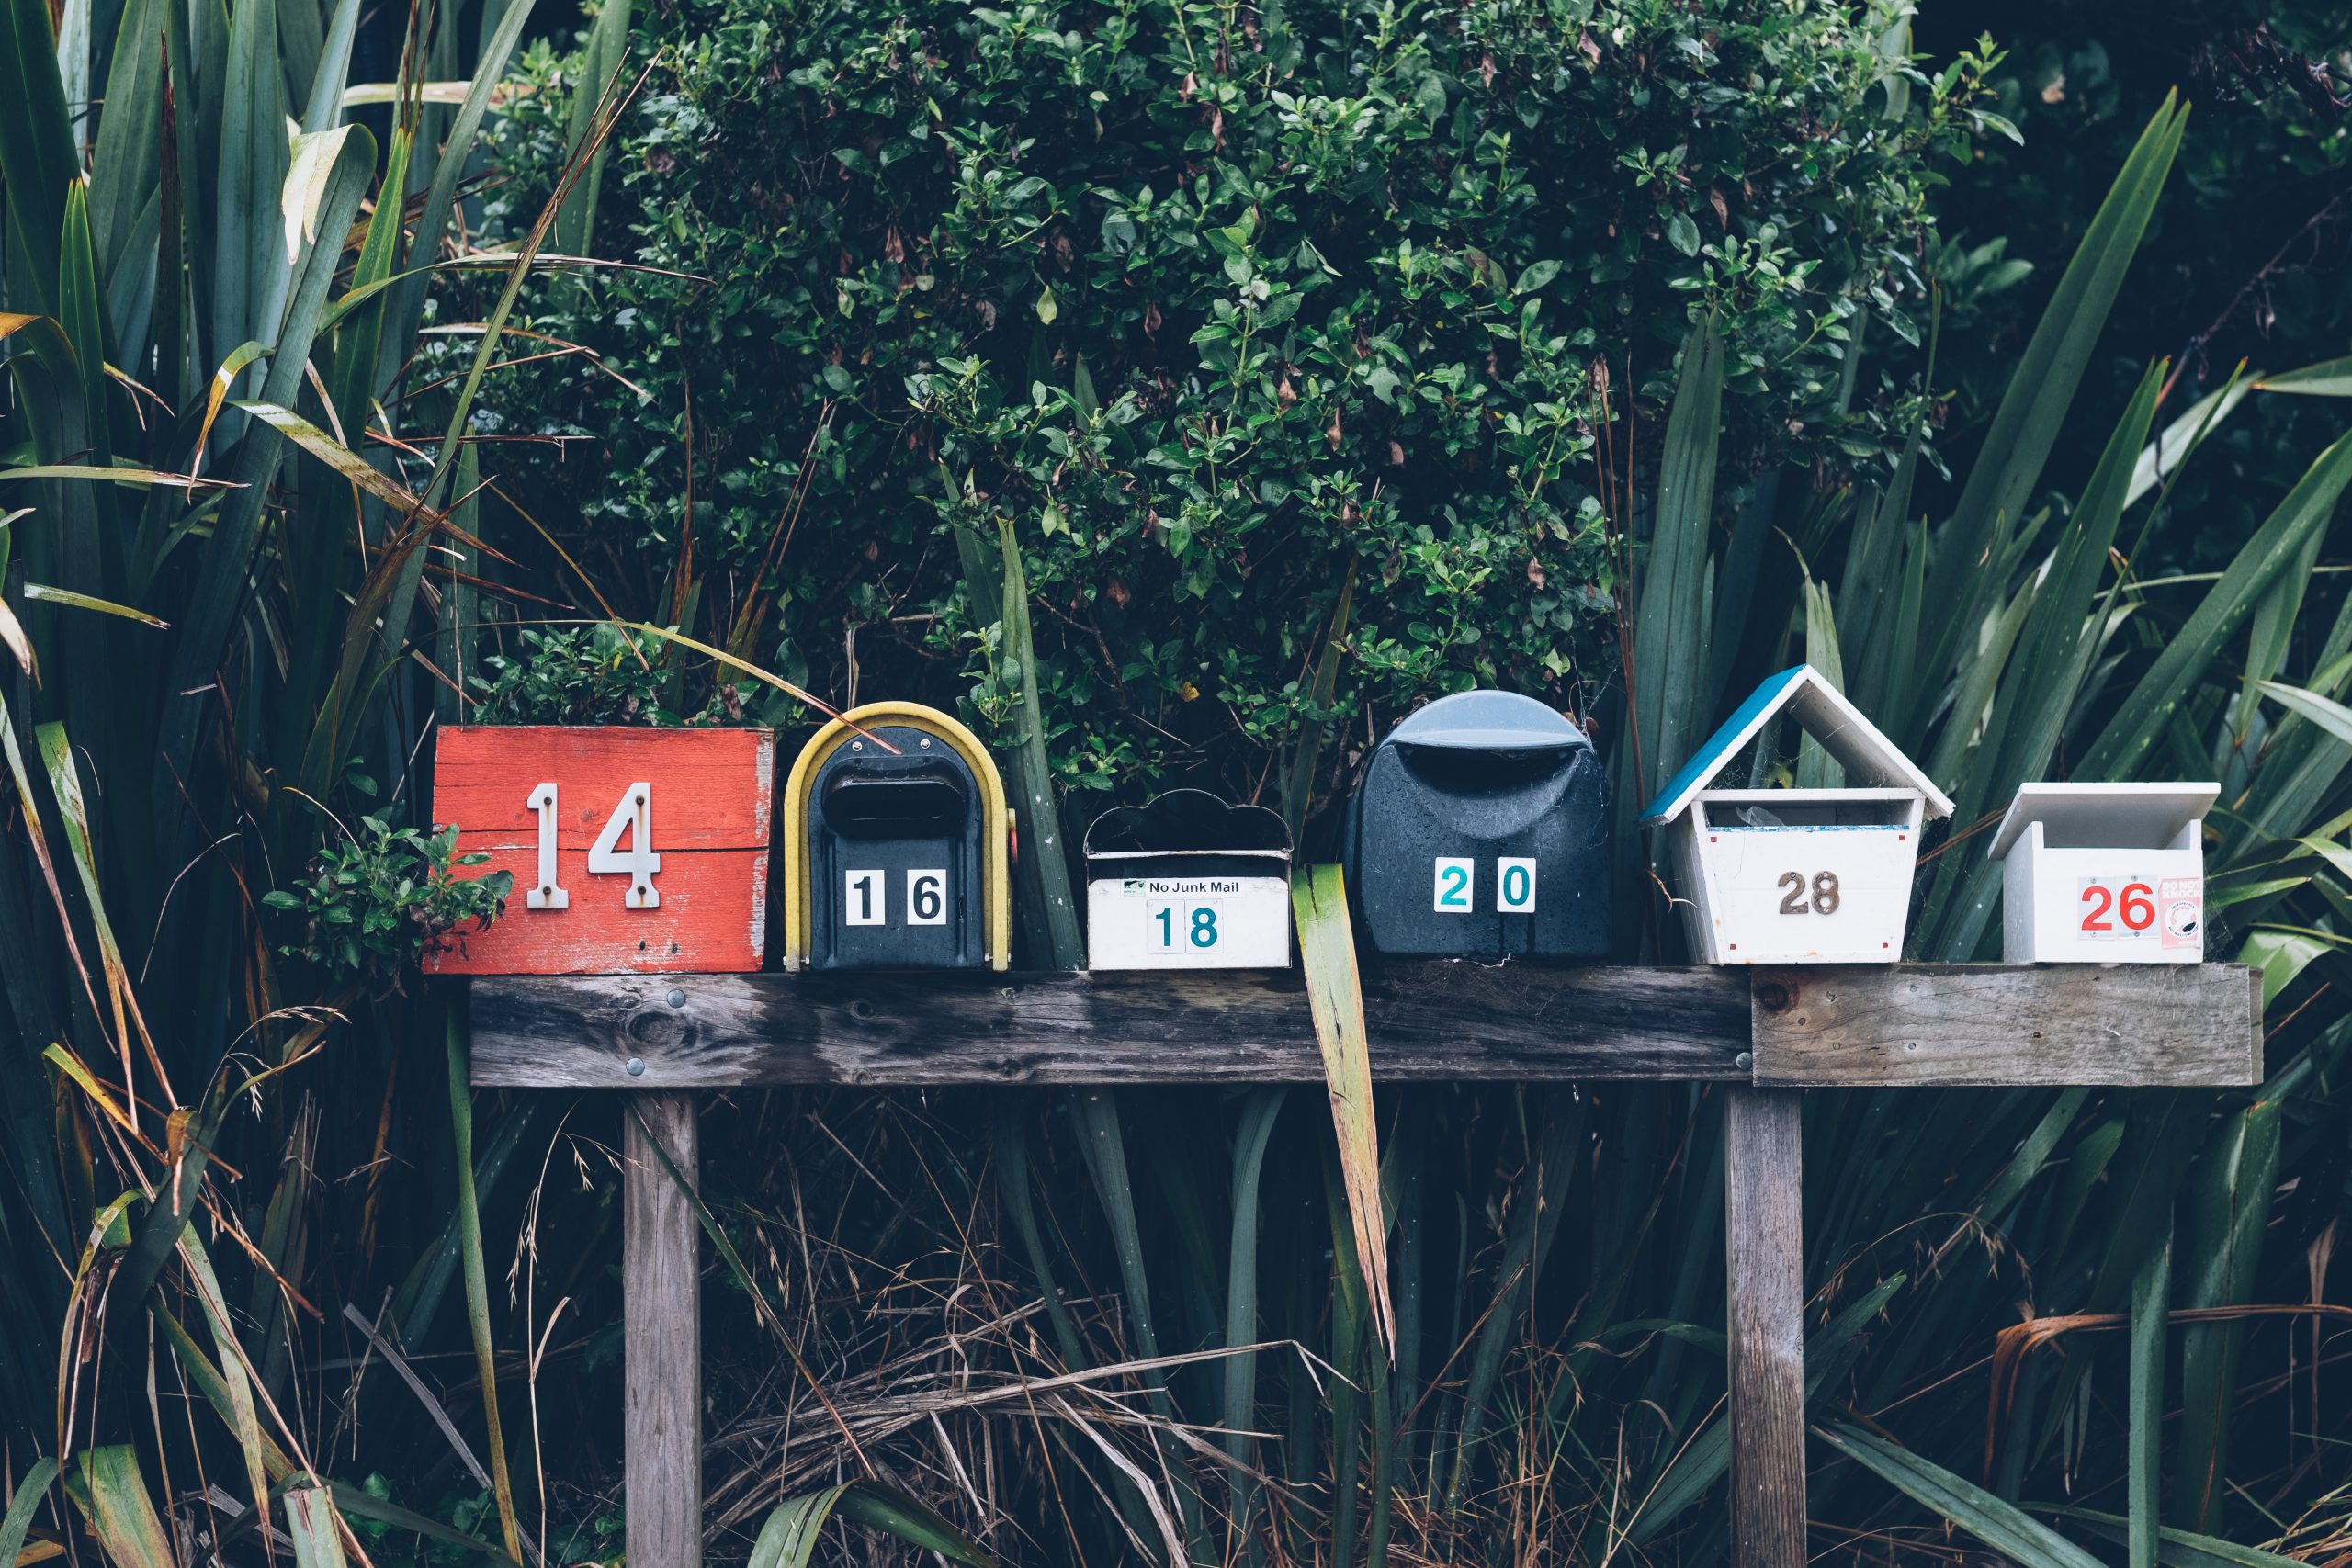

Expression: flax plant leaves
xmin=1292 ymin=863 xmax=1393 ymax=1357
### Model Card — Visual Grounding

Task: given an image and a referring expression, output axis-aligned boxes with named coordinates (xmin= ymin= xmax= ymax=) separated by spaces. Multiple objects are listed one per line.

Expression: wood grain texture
xmin=625 ymin=1091 xmax=701 ymax=1568
xmin=1748 ymin=963 xmax=2261 ymax=1088
xmin=434 ymin=727 xmax=775 ymax=844
xmin=1724 ymin=1086 xmax=1807 ymax=1568
xmin=469 ymin=964 xmax=1754 ymax=1088
xmin=427 ymin=727 xmax=775 ymax=976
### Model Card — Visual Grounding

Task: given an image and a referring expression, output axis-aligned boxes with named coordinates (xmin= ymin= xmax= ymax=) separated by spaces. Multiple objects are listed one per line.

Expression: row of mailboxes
xmin=426 ymin=680 xmax=2216 ymax=976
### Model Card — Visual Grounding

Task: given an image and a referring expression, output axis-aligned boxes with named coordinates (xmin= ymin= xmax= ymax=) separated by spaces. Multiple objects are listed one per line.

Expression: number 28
xmin=1775 ymin=870 xmax=1841 ymax=916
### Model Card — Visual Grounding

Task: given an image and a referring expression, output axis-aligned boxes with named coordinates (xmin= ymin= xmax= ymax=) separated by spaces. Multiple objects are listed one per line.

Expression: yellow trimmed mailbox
xmin=782 ymin=703 xmax=1013 ymax=971
xmin=1641 ymin=665 xmax=1952 ymax=964
xmin=1987 ymin=782 xmax=2217 ymax=963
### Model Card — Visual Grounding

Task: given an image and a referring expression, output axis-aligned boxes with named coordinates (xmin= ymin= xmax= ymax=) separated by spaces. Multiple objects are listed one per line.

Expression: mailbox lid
xmin=1385 ymin=689 xmax=1589 ymax=753
xmin=1988 ymin=782 xmax=2220 ymax=860
xmin=1084 ymin=788 xmax=1292 ymax=854
xmin=1642 ymin=665 xmax=1954 ymax=826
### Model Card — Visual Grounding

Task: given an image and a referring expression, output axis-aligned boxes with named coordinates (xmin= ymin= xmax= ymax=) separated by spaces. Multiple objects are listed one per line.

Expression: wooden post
xmin=625 ymin=1090 xmax=702 ymax=1568
xmin=1724 ymin=1085 xmax=1805 ymax=1568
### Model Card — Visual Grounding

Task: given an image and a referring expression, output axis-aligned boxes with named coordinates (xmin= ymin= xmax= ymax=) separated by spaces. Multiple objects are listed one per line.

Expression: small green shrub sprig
xmin=469 ymin=623 xmax=773 ymax=727
xmin=262 ymin=819 xmax=514 ymax=989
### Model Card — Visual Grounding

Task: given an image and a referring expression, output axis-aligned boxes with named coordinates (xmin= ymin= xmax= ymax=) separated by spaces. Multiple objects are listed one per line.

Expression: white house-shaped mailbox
xmin=1640 ymin=665 xmax=1953 ymax=964
xmin=1084 ymin=790 xmax=1294 ymax=970
xmin=1986 ymin=782 xmax=2218 ymax=963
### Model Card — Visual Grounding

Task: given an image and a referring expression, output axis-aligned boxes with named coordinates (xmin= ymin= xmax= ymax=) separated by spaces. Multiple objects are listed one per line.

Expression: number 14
xmin=526 ymin=781 xmax=661 ymax=910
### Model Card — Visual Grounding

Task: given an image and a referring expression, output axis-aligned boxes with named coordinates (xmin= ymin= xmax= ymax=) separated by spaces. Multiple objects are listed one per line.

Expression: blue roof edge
xmin=1638 ymin=666 xmax=1809 ymax=825
xmin=1637 ymin=665 xmax=1952 ymax=825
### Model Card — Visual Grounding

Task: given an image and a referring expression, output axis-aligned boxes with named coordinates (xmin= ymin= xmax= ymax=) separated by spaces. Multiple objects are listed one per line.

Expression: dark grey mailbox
xmin=1084 ymin=790 xmax=1294 ymax=970
xmin=782 ymin=703 xmax=1012 ymax=972
xmin=1340 ymin=690 xmax=1610 ymax=960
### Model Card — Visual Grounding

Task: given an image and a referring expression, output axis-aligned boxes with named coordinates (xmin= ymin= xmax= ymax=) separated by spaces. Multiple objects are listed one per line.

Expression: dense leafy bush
xmin=262 ymin=820 xmax=514 ymax=990
xmin=481 ymin=0 xmax=2001 ymax=798
xmin=470 ymin=622 xmax=763 ymax=723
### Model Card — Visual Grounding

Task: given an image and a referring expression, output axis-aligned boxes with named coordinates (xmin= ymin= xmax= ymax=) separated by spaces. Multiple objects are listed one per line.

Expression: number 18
xmin=1154 ymin=905 xmax=1219 ymax=949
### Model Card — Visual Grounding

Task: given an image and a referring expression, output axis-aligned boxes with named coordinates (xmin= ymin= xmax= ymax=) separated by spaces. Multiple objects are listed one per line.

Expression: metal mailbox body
xmin=1988 ymin=782 xmax=2218 ymax=963
xmin=1642 ymin=666 xmax=1953 ymax=964
xmin=426 ymin=726 xmax=775 ymax=975
xmin=1084 ymin=790 xmax=1294 ymax=970
xmin=1341 ymin=690 xmax=1611 ymax=960
xmin=782 ymin=703 xmax=1012 ymax=972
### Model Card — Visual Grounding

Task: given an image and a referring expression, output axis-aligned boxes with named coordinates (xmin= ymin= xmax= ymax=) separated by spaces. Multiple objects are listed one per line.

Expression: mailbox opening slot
xmin=822 ymin=769 xmax=969 ymax=838
xmin=2002 ymin=795 xmax=2206 ymax=852
xmin=1696 ymin=790 xmax=1917 ymax=830
xmin=1395 ymin=742 xmax=1577 ymax=792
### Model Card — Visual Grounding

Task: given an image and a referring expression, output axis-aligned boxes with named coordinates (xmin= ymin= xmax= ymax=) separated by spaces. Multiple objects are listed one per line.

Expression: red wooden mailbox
xmin=427 ymin=726 xmax=776 ymax=975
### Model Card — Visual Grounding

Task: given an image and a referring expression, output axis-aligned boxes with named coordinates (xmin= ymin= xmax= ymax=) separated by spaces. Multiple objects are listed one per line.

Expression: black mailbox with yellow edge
xmin=1340 ymin=689 xmax=1611 ymax=960
xmin=782 ymin=703 xmax=1012 ymax=971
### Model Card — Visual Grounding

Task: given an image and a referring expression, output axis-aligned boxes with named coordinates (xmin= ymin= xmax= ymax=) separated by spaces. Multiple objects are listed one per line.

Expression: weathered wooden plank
xmin=625 ymin=1092 xmax=702 ymax=1568
xmin=469 ymin=965 xmax=1753 ymax=1088
xmin=1724 ymin=1086 xmax=1807 ymax=1568
xmin=1749 ymin=964 xmax=2261 ymax=1088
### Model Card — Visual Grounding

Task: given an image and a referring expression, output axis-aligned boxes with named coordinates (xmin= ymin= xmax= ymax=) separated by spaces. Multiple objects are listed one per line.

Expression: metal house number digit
xmin=589 ymin=783 xmax=662 ymax=908
xmin=526 ymin=783 xmax=569 ymax=909
xmin=528 ymin=783 xmax=661 ymax=909
xmin=1776 ymin=870 xmax=1840 ymax=916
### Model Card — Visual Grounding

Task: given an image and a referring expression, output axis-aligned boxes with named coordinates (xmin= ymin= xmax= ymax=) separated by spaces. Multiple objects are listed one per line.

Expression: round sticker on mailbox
xmin=2161 ymin=874 xmax=2200 ymax=951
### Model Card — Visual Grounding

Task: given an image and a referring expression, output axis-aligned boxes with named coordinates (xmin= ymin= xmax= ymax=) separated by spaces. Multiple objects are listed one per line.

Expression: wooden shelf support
xmin=624 ymin=1091 xmax=701 ymax=1568
xmin=1725 ymin=1086 xmax=1807 ymax=1567
xmin=473 ymin=961 xmax=2260 ymax=1568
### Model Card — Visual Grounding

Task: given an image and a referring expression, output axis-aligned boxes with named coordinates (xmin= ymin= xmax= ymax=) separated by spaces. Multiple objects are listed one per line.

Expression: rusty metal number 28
xmin=1775 ymin=870 xmax=1842 ymax=916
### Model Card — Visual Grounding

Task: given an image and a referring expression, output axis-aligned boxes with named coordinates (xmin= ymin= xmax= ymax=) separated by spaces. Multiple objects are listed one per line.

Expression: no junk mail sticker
xmin=427 ymin=726 xmax=776 ymax=975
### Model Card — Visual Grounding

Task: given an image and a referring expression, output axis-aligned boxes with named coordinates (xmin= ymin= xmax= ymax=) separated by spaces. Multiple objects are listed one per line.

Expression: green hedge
xmin=481 ymin=0 xmax=1996 ymax=798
